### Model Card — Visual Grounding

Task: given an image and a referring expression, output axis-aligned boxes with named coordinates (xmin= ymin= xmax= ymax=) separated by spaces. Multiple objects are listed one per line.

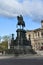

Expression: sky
xmin=0 ymin=0 xmax=43 ymax=38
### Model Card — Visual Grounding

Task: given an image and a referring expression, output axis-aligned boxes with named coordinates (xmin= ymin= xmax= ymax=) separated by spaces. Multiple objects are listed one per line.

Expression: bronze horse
xmin=17 ymin=15 xmax=25 ymax=28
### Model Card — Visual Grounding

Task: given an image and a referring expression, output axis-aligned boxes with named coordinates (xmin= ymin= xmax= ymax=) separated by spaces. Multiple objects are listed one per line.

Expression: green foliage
xmin=0 ymin=35 xmax=11 ymax=51
xmin=0 ymin=41 xmax=8 ymax=51
xmin=2 ymin=35 xmax=11 ymax=41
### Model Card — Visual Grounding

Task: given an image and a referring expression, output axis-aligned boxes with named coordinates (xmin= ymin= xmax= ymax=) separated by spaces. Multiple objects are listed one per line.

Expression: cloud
xmin=0 ymin=0 xmax=43 ymax=21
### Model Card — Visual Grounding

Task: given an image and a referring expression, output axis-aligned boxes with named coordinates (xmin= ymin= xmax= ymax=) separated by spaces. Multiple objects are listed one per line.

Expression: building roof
xmin=26 ymin=28 xmax=43 ymax=32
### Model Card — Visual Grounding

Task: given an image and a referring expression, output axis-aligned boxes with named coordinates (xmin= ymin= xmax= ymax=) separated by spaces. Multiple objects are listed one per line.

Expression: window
xmin=41 ymin=32 xmax=43 ymax=37
xmin=28 ymin=34 xmax=31 ymax=40
xmin=38 ymin=32 xmax=39 ymax=37
xmin=42 ymin=43 xmax=43 ymax=45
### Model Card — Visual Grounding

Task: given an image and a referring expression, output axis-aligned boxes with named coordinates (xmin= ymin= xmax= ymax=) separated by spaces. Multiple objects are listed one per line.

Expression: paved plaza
xmin=0 ymin=54 xmax=43 ymax=65
xmin=0 ymin=54 xmax=42 ymax=59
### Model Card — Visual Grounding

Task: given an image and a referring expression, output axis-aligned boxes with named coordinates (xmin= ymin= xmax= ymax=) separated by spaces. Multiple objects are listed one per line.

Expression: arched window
xmin=41 ymin=32 xmax=43 ymax=37
xmin=28 ymin=34 xmax=31 ymax=40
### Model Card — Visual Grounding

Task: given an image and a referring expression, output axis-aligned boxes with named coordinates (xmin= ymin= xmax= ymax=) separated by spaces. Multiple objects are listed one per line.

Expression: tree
xmin=2 ymin=35 xmax=11 ymax=41
xmin=0 ymin=35 xmax=11 ymax=51
xmin=0 ymin=41 xmax=8 ymax=50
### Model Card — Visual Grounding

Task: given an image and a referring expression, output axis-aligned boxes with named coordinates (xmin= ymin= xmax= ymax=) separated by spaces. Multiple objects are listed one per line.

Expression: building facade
xmin=26 ymin=20 xmax=43 ymax=51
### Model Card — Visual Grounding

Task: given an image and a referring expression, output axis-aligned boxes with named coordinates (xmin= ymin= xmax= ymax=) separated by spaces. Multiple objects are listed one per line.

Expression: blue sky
xmin=0 ymin=0 xmax=42 ymax=37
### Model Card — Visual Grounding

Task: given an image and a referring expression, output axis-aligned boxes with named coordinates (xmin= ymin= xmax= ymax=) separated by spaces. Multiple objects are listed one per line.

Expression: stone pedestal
xmin=15 ymin=29 xmax=32 ymax=54
xmin=16 ymin=29 xmax=26 ymax=45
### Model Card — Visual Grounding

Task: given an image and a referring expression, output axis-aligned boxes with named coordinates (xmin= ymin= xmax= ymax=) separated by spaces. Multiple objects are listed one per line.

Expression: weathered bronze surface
xmin=17 ymin=15 xmax=25 ymax=27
